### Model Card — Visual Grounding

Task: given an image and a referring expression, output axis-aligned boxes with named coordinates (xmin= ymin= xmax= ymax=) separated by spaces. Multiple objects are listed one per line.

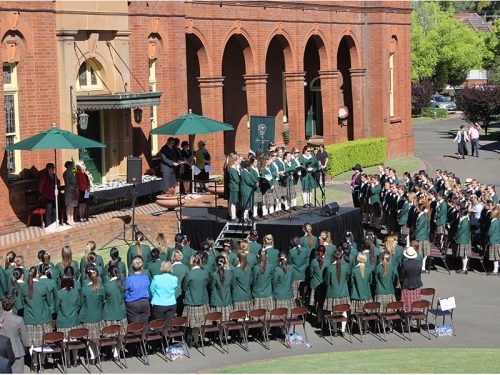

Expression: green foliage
xmin=456 ymin=86 xmax=500 ymax=134
xmin=412 ymin=79 xmax=435 ymax=115
xmin=484 ymin=19 xmax=500 ymax=82
xmin=422 ymin=107 xmax=449 ymax=118
xmin=325 ymin=138 xmax=387 ymax=177
xmin=411 ymin=1 xmax=487 ymax=87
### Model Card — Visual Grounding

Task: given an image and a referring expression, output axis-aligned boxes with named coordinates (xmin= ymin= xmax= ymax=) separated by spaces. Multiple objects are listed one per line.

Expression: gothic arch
xmin=186 ymin=28 xmax=211 ymax=77
xmin=335 ymin=30 xmax=362 ymax=69
xmin=303 ymin=29 xmax=329 ymax=69
xmin=221 ymin=27 xmax=256 ymax=75
xmin=265 ymin=29 xmax=295 ymax=71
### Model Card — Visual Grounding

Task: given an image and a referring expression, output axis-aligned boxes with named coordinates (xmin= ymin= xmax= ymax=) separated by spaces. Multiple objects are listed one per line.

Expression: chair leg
xmin=443 ymin=258 xmax=451 ymax=275
xmin=381 ymin=319 xmax=387 ymax=342
xmin=406 ymin=316 xmax=412 ymax=341
xmin=302 ymin=322 xmax=309 ymax=343
xmin=141 ymin=340 xmax=149 ymax=365
xmin=224 ymin=328 xmax=229 ymax=353
xmin=218 ymin=329 xmax=225 ymax=352
xmin=27 ymin=214 xmax=31 ymax=227
xmin=200 ymin=330 xmax=206 ymax=356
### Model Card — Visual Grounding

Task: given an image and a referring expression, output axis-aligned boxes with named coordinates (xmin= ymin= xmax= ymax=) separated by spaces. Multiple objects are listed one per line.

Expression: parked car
xmin=429 ymin=95 xmax=457 ymax=111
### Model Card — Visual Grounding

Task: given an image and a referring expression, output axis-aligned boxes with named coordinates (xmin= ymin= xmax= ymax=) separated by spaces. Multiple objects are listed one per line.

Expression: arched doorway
xmin=304 ymin=37 xmax=325 ymax=139
xmin=222 ymin=35 xmax=250 ymax=155
xmin=337 ymin=36 xmax=355 ymax=141
xmin=186 ymin=34 xmax=205 ymax=115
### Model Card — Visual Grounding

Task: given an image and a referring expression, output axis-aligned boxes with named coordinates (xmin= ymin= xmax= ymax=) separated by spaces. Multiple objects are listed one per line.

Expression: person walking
xmin=454 ymin=125 xmax=470 ymax=159
xmin=0 ymin=295 xmax=27 ymax=373
xmin=469 ymin=122 xmax=481 ymax=157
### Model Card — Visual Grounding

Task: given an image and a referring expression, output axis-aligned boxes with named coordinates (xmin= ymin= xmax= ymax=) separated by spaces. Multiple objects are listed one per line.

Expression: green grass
xmin=296 ymin=187 xmax=350 ymax=206
xmin=411 ymin=116 xmax=445 ymax=125
xmin=212 ymin=348 xmax=500 ymax=373
xmin=333 ymin=157 xmax=424 ymax=181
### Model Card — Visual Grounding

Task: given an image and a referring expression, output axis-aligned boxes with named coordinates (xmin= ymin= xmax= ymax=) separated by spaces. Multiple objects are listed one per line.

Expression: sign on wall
xmin=250 ymin=116 xmax=275 ymax=153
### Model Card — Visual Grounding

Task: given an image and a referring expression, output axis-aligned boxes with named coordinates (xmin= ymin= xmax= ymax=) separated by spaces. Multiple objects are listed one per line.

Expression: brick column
xmin=198 ymin=76 xmax=225 ymax=172
xmin=244 ymin=73 xmax=268 ymax=118
xmin=318 ymin=70 xmax=340 ymax=145
xmin=284 ymin=71 xmax=306 ymax=149
xmin=349 ymin=68 xmax=367 ymax=140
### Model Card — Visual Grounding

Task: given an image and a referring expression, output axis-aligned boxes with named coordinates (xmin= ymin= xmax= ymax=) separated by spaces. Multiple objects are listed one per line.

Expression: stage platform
xmin=180 ymin=206 xmax=363 ymax=252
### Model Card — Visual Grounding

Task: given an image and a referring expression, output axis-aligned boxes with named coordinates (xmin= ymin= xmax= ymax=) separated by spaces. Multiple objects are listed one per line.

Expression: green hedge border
xmin=325 ymin=138 xmax=387 ymax=176
xmin=422 ymin=107 xmax=448 ymax=118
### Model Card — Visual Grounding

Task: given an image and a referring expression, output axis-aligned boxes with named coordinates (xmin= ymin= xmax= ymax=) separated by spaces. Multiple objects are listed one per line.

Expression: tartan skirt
xmin=274 ymin=183 xmax=285 ymax=198
xmin=436 ymin=225 xmax=446 ymax=235
xmin=324 ymin=297 xmax=350 ymax=312
xmin=294 ymin=181 xmax=303 ymax=194
xmin=82 ymin=322 xmax=103 ymax=340
xmin=254 ymin=190 xmax=263 ymax=204
xmin=457 ymin=243 xmax=472 ymax=258
xmin=103 ymin=318 xmax=128 ymax=336
xmin=375 ymin=294 xmax=396 ymax=310
xmin=26 ymin=323 xmax=53 ymax=347
xmin=488 ymin=244 xmax=500 ymax=261
xmin=292 ymin=280 xmax=305 ymax=300
xmin=401 ymin=288 xmax=421 ymax=312
xmin=233 ymin=300 xmax=254 ymax=313
xmin=183 ymin=304 xmax=210 ymax=328
xmin=263 ymin=190 xmax=276 ymax=206
xmin=418 ymin=240 xmax=431 ymax=257
xmin=211 ymin=305 xmax=233 ymax=322
xmin=253 ymin=296 xmax=274 ymax=312
xmin=274 ymin=298 xmax=296 ymax=311
xmin=284 ymin=185 xmax=296 ymax=200
xmin=352 ymin=299 xmax=372 ymax=313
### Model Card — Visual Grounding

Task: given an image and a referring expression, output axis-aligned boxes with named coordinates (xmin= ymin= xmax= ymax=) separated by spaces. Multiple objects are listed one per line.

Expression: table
xmin=90 ymin=175 xmax=163 ymax=202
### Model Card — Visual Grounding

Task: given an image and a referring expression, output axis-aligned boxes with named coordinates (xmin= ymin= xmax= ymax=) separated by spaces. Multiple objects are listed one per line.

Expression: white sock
xmin=341 ymin=312 xmax=347 ymax=332
xmin=463 ymin=257 xmax=469 ymax=271
xmin=269 ymin=205 xmax=275 ymax=214
xmin=262 ymin=206 xmax=268 ymax=216
xmin=308 ymin=192 xmax=313 ymax=205
xmin=291 ymin=198 xmax=297 ymax=207
xmin=422 ymin=256 xmax=427 ymax=271
xmin=253 ymin=205 xmax=258 ymax=217
xmin=302 ymin=192 xmax=308 ymax=204
xmin=494 ymin=261 xmax=499 ymax=273
xmin=243 ymin=210 xmax=249 ymax=220
xmin=284 ymin=201 xmax=290 ymax=210
xmin=230 ymin=203 xmax=237 ymax=219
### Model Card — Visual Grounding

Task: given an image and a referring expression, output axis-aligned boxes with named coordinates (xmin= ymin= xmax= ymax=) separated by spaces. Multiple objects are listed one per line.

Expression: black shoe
xmin=456 ymin=270 xmax=464 ymax=274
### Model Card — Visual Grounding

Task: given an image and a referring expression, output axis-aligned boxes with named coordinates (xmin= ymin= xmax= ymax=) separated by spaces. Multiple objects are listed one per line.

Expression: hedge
xmin=325 ymin=138 xmax=387 ymax=176
xmin=421 ymin=107 xmax=448 ymax=118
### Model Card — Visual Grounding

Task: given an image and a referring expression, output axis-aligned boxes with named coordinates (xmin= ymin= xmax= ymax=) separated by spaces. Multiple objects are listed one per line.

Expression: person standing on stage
xmin=315 ymin=144 xmax=329 ymax=188
xmin=250 ymin=157 xmax=264 ymax=220
xmin=290 ymin=148 xmax=302 ymax=211
xmin=299 ymin=146 xmax=319 ymax=207
xmin=260 ymin=156 xmax=276 ymax=219
xmin=351 ymin=164 xmax=362 ymax=208
xmin=194 ymin=140 xmax=211 ymax=193
xmin=275 ymin=147 xmax=287 ymax=212
xmin=269 ymin=151 xmax=282 ymax=216
xmin=240 ymin=159 xmax=258 ymax=224
xmin=160 ymin=137 xmax=179 ymax=192
xmin=38 ymin=163 xmax=60 ymax=226
xmin=227 ymin=154 xmax=240 ymax=222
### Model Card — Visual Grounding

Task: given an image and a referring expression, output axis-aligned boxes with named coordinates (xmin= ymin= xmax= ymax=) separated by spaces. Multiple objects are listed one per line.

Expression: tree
xmin=455 ymin=86 xmax=500 ymax=134
xmin=412 ymin=79 xmax=435 ymax=116
xmin=484 ymin=19 xmax=500 ymax=84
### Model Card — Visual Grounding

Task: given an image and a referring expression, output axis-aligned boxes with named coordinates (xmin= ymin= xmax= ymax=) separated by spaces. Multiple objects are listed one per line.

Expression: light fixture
xmin=303 ymin=80 xmax=308 ymax=87
xmin=133 ymin=107 xmax=143 ymax=123
xmin=78 ymin=112 xmax=89 ymax=130
xmin=242 ymin=84 xmax=247 ymax=92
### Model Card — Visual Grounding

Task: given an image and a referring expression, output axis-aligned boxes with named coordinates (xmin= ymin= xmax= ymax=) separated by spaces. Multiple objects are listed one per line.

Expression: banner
xmin=249 ymin=116 xmax=275 ymax=153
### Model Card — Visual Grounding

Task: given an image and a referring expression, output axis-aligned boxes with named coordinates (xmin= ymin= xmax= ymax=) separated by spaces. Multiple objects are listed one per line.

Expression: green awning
xmin=76 ymin=92 xmax=162 ymax=110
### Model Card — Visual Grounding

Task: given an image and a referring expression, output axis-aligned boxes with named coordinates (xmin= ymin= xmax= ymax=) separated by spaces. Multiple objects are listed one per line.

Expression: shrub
xmin=421 ymin=107 xmax=448 ymax=118
xmin=455 ymin=86 xmax=500 ymax=135
xmin=412 ymin=79 xmax=435 ymax=116
xmin=325 ymin=138 xmax=387 ymax=177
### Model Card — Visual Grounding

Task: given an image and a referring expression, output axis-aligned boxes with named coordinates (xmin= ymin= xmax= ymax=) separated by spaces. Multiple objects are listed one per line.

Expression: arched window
xmin=76 ymin=59 xmax=103 ymax=91
xmin=389 ymin=36 xmax=398 ymax=118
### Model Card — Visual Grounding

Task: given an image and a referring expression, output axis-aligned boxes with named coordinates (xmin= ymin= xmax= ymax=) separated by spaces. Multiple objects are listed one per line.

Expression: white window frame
xmin=389 ymin=52 xmax=395 ymax=118
xmin=76 ymin=60 xmax=103 ymax=92
xmin=3 ymin=63 xmax=21 ymax=176
xmin=149 ymin=59 xmax=159 ymax=155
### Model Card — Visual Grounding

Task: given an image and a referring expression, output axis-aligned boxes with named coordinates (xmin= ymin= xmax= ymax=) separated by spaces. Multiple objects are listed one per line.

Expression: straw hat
xmin=403 ymin=246 xmax=418 ymax=259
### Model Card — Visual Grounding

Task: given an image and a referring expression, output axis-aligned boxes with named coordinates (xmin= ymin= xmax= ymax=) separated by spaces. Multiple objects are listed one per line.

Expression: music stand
xmin=281 ymin=169 xmax=300 ymax=222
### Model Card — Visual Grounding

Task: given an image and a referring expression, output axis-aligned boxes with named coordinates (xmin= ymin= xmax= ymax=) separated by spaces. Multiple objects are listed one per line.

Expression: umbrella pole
xmin=54 ymin=149 xmax=59 ymax=229
xmin=189 ymin=134 xmax=194 ymax=194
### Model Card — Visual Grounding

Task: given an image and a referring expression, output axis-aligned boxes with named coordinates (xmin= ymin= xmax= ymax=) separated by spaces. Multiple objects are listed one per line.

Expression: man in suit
xmin=0 ymin=316 xmax=15 ymax=373
xmin=160 ymin=137 xmax=180 ymax=192
xmin=0 ymin=295 xmax=26 ymax=373
xmin=350 ymin=164 xmax=362 ymax=208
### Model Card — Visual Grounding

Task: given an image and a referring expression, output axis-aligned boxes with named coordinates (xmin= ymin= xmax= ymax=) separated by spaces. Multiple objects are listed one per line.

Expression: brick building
xmin=0 ymin=0 xmax=413 ymax=235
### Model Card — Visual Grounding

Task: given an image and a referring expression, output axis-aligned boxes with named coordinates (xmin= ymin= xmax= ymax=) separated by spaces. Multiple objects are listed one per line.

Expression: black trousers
xmin=126 ymin=299 xmax=151 ymax=326
xmin=352 ymin=192 xmax=360 ymax=208
xmin=152 ymin=304 xmax=177 ymax=330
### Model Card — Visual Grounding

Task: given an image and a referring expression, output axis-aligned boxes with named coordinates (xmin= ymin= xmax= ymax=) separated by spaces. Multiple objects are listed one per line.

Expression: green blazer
xmin=205 ymin=251 xmax=217 ymax=274
xmin=245 ymin=251 xmax=258 ymax=270
xmin=312 ymin=244 xmax=336 ymax=262
xmin=172 ymin=262 xmax=189 ymax=299
xmin=79 ymin=283 xmax=105 ymax=323
xmin=80 ymin=264 xmax=105 ymax=284
xmin=369 ymin=184 xmax=382 ymax=205
xmin=325 ymin=261 xmax=350 ymax=299
xmin=248 ymin=241 xmax=262 ymax=257
xmin=397 ymin=200 xmax=409 ymax=226
xmin=102 ymin=279 xmax=126 ymax=321
xmin=103 ymin=261 xmax=127 ymax=282
xmin=239 ymin=168 xmax=258 ymax=208
xmin=298 ymin=155 xmax=319 ymax=191
xmin=454 ymin=217 xmax=471 ymax=245
xmin=127 ymin=244 xmax=152 ymax=272
xmin=375 ymin=263 xmax=397 ymax=296
xmin=56 ymin=288 xmax=81 ymax=329
xmin=56 ymin=260 xmax=80 ymax=282
xmin=0 ymin=267 xmax=7 ymax=299
xmin=229 ymin=167 xmax=240 ymax=202
xmin=263 ymin=247 xmax=280 ymax=268
xmin=228 ymin=251 xmax=238 ymax=268
xmin=21 ymin=280 xmax=52 ymax=325
xmin=414 ymin=213 xmax=430 ymax=241
xmin=488 ymin=219 xmax=500 ymax=245
xmin=289 ymin=246 xmax=311 ymax=281
xmin=209 ymin=269 xmax=233 ymax=307
xmin=299 ymin=235 xmax=319 ymax=252
xmin=252 ymin=264 xmax=273 ymax=298
xmin=79 ymin=255 xmax=104 ymax=280
xmin=147 ymin=260 xmax=163 ymax=278
xmin=181 ymin=246 xmax=195 ymax=267
xmin=182 ymin=267 xmax=210 ymax=306
xmin=435 ymin=201 xmax=448 ymax=226
xmin=350 ymin=266 xmax=372 ymax=301
xmin=392 ymin=245 xmax=405 ymax=268
xmin=38 ymin=276 xmax=58 ymax=314
xmin=272 ymin=266 xmax=293 ymax=301
xmin=309 ymin=258 xmax=327 ymax=289
xmin=231 ymin=266 xmax=253 ymax=302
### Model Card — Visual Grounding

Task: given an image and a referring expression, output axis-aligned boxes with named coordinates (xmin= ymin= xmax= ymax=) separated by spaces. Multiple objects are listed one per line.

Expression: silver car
xmin=429 ymin=95 xmax=457 ymax=111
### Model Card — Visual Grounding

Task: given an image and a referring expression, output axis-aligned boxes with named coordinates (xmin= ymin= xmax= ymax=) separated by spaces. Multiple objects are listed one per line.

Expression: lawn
xmin=212 ymin=348 xmax=500 ymax=373
xmin=333 ymin=156 xmax=424 ymax=181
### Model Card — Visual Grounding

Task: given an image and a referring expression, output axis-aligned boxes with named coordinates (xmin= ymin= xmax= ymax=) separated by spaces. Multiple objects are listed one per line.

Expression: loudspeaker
xmin=127 ymin=157 xmax=142 ymax=184
xmin=320 ymin=202 xmax=339 ymax=217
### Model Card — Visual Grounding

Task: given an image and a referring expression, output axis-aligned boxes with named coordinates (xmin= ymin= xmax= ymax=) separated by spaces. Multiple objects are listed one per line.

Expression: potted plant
xmin=207 ymin=175 xmax=225 ymax=197
xmin=156 ymin=187 xmax=185 ymax=210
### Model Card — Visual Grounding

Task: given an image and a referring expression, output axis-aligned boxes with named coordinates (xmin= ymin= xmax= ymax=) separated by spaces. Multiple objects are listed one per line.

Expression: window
xmin=389 ymin=52 xmax=395 ymax=117
xmin=76 ymin=60 xmax=102 ymax=91
xmin=149 ymin=59 xmax=159 ymax=155
xmin=3 ymin=63 xmax=21 ymax=175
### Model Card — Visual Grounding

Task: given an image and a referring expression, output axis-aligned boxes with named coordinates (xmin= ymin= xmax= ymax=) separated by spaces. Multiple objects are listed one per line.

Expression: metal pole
xmin=54 ymin=148 xmax=59 ymax=229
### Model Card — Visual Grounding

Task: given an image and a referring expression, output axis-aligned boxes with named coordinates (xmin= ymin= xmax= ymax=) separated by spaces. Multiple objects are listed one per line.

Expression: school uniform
xmin=55 ymin=287 xmax=81 ymax=336
xmin=290 ymin=157 xmax=303 ymax=196
xmin=181 ymin=245 xmax=196 ymax=267
xmin=231 ymin=266 xmax=253 ymax=312
xmin=289 ymin=246 xmax=311 ymax=299
xmin=299 ymin=234 xmax=319 ymax=252
xmin=487 ymin=218 xmax=500 ymax=261
xmin=262 ymin=246 xmax=280 ymax=268
xmin=182 ymin=267 xmax=210 ymax=328
xmin=309 ymin=258 xmax=327 ymax=307
xmin=272 ymin=159 xmax=285 ymax=200
xmin=252 ymin=264 xmax=274 ymax=312
xmin=349 ymin=265 xmax=373 ymax=312
xmin=435 ymin=200 xmax=448 ymax=235
xmin=397 ymin=197 xmax=410 ymax=236
xmin=282 ymin=161 xmax=296 ymax=201
xmin=248 ymin=241 xmax=262 ymax=257
xmin=228 ymin=166 xmax=240 ymax=204
xmin=38 ymin=275 xmax=58 ymax=316
xmin=374 ymin=263 xmax=397 ymax=309
xmin=56 ymin=260 xmax=80 ymax=282
xmin=79 ymin=255 xmax=104 ymax=280
xmin=272 ymin=266 xmax=295 ymax=310
xmin=454 ymin=216 xmax=471 ymax=258
xmin=21 ymin=280 xmax=52 ymax=347
xmin=240 ymin=168 xmax=258 ymax=209
xmin=79 ymin=282 xmax=105 ymax=339
xmin=102 ymin=278 xmax=127 ymax=335
xmin=298 ymin=154 xmax=319 ymax=191
xmin=127 ymin=245 xmax=152 ymax=273
xmin=103 ymin=261 xmax=127 ymax=283
xmin=324 ymin=261 xmax=350 ymax=311
xmin=209 ymin=269 xmax=233 ymax=320
xmin=414 ymin=212 xmax=431 ymax=257
xmin=369 ymin=183 xmax=382 ymax=229
xmin=171 ymin=261 xmax=189 ymax=316
xmin=147 ymin=260 xmax=163 ymax=278
xmin=360 ymin=181 xmax=370 ymax=223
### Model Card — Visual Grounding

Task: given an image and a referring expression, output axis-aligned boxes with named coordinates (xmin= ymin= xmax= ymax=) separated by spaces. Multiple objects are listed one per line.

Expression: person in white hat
xmin=398 ymin=246 xmax=423 ymax=312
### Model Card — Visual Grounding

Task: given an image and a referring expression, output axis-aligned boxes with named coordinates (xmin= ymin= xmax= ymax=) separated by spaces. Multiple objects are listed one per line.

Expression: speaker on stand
xmin=127 ymin=157 xmax=142 ymax=184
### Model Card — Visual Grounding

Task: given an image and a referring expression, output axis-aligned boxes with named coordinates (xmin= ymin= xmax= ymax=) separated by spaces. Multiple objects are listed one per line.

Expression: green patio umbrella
xmin=4 ymin=123 xmax=106 ymax=230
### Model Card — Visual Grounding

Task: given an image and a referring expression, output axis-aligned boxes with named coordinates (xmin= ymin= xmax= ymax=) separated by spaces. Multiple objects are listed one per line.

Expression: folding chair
xmin=429 ymin=298 xmax=456 ymax=336
xmin=199 ymin=312 xmax=225 ymax=356
xmin=145 ymin=320 xmax=167 ymax=362
xmin=38 ymin=331 xmax=66 ymax=374
xmin=468 ymin=251 xmax=487 ymax=273
xmin=220 ymin=310 xmax=248 ymax=352
xmin=288 ymin=306 xmax=309 ymax=344
xmin=93 ymin=325 xmax=125 ymax=372
xmin=405 ymin=300 xmax=431 ymax=340
xmin=65 ymin=328 xmax=91 ymax=373
xmin=429 ymin=246 xmax=451 ymax=274
xmin=323 ymin=303 xmax=352 ymax=345
xmin=122 ymin=322 xmax=149 ymax=366
xmin=266 ymin=308 xmax=289 ymax=348
xmin=379 ymin=301 xmax=405 ymax=341
xmin=355 ymin=302 xmax=382 ymax=342
xmin=245 ymin=309 xmax=269 ymax=350
xmin=420 ymin=288 xmax=436 ymax=308
xmin=165 ymin=316 xmax=190 ymax=359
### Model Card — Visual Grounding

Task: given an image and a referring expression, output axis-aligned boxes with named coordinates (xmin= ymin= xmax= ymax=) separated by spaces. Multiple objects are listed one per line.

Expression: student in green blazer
xmin=317 ymin=231 xmax=336 ymax=262
xmin=56 ymin=246 xmax=80 ymax=283
xmin=55 ymin=274 xmax=81 ymax=338
xmin=359 ymin=239 xmax=378 ymax=280
xmin=38 ymin=251 xmax=61 ymax=290
xmin=231 ymin=252 xmax=253 ymax=312
xmin=272 ymin=254 xmax=295 ymax=310
xmin=288 ymin=237 xmax=311 ymax=304
xmin=227 ymin=155 xmax=241 ymax=222
xmin=396 ymin=187 xmax=410 ymax=237
xmin=435 ymin=193 xmax=448 ymax=241
xmin=252 ymin=251 xmax=274 ymax=312
xmin=414 ymin=204 xmax=431 ymax=272
xmin=239 ymin=241 xmax=257 ymax=270
xmin=182 ymin=254 xmax=210 ymax=332
xmin=309 ymin=245 xmax=328 ymax=320
xmin=247 ymin=229 xmax=262 ymax=257
xmin=0 ymin=266 xmax=6 ymax=300
xmin=79 ymin=241 xmax=105 ymax=278
xmin=374 ymin=252 xmax=398 ymax=310
xmin=487 ymin=209 xmax=500 ymax=275
xmin=385 ymin=235 xmax=403 ymax=268
xmin=239 ymin=159 xmax=258 ymax=223
xmin=80 ymin=252 xmax=104 ymax=284
xmin=127 ymin=232 xmax=152 ymax=273
xmin=171 ymin=249 xmax=189 ymax=316
xmin=104 ymin=248 xmax=127 ymax=282
xmin=147 ymin=248 xmax=163 ymax=278
xmin=261 ymin=234 xmax=280 ymax=268
xmin=38 ymin=264 xmax=58 ymax=317
xmin=368 ymin=175 xmax=382 ymax=232
xmin=11 ymin=268 xmax=25 ymax=316
xmin=102 ymin=266 xmax=128 ymax=335
xmin=209 ymin=256 xmax=233 ymax=320
xmin=298 ymin=146 xmax=319 ymax=206
xmin=324 ymin=250 xmax=350 ymax=333
xmin=299 ymin=223 xmax=319 ymax=252
xmin=455 ymin=208 xmax=472 ymax=274
xmin=350 ymin=253 xmax=373 ymax=313
xmin=21 ymin=267 xmax=52 ymax=348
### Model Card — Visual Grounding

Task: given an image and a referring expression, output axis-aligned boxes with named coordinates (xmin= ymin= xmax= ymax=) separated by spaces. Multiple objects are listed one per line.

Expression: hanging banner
xmin=250 ymin=116 xmax=275 ymax=153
